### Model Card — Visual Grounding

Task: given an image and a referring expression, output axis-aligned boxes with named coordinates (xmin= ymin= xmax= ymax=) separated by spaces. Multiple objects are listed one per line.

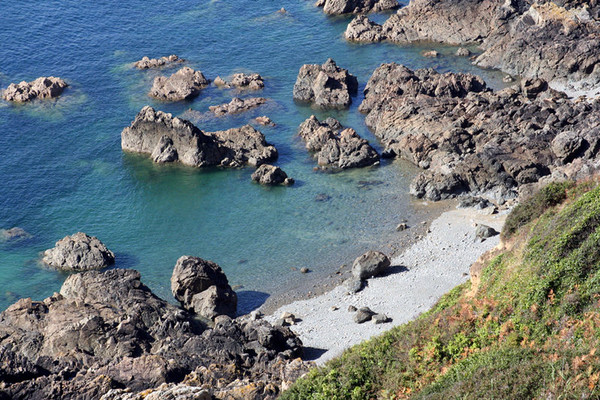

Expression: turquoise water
xmin=0 ymin=0 xmax=508 ymax=313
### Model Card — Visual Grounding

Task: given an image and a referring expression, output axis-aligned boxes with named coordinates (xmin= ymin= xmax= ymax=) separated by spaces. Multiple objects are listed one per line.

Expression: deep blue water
xmin=0 ymin=0 xmax=508 ymax=312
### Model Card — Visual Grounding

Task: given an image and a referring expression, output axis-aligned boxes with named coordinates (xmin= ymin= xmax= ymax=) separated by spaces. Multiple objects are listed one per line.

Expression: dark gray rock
xmin=345 ymin=277 xmax=364 ymax=293
xmin=149 ymin=67 xmax=209 ymax=101
xmin=3 ymin=77 xmax=67 ymax=102
xmin=42 ymin=232 xmax=115 ymax=271
xmin=293 ymin=59 xmax=358 ymax=109
xmin=552 ymin=131 xmax=584 ymax=164
xmin=251 ymin=164 xmax=294 ymax=186
xmin=475 ymin=224 xmax=499 ymax=241
xmin=352 ymin=250 xmax=391 ymax=280
xmin=372 ymin=313 xmax=391 ymax=324
xmin=354 ymin=307 xmax=376 ymax=323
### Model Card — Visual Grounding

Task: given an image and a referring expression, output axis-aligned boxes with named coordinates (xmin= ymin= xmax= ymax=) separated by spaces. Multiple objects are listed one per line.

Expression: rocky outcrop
xmin=42 ymin=232 xmax=115 ymax=271
xmin=360 ymin=63 xmax=600 ymax=201
xmin=251 ymin=164 xmax=294 ymax=186
xmin=0 ymin=269 xmax=307 ymax=400
xmin=2 ymin=77 xmax=68 ymax=102
xmin=149 ymin=67 xmax=209 ymax=101
xmin=315 ymin=0 xmax=399 ymax=15
xmin=293 ymin=58 xmax=358 ymax=109
xmin=298 ymin=115 xmax=379 ymax=169
xmin=347 ymin=0 xmax=600 ymax=91
xmin=121 ymin=106 xmax=278 ymax=167
xmin=209 ymin=97 xmax=267 ymax=116
xmin=214 ymin=73 xmax=264 ymax=90
xmin=345 ymin=15 xmax=385 ymax=42
xmin=134 ymin=55 xmax=183 ymax=69
xmin=171 ymin=256 xmax=237 ymax=319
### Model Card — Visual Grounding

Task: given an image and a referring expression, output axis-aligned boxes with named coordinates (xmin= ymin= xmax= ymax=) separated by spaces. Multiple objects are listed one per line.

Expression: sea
xmin=0 ymin=0 xmax=508 ymax=313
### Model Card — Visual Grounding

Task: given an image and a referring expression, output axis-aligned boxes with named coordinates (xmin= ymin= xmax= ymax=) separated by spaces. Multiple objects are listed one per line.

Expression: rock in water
xmin=208 ymin=97 xmax=267 ymax=116
xmin=42 ymin=232 xmax=115 ymax=271
xmin=352 ymin=250 xmax=391 ymax=280
xmin=251 ymin=164 xmax=294 ymax=185
xmin=0 ymin=227 xmax=31 ymax=242
xmin=171 ymin=256 xmax=237 ymax=319
xmin=134 ymin=55 xmax=183 ymax=69
xmin=2 ymin=77 xmax=68 ymax=102
xmin=297 ymin=115 xmax=379 ymax=169
xmin=316 ymin=0 xmax=399 ymax=15
xmin=121 ymin=106 xmax=278 ymax=167
xmin=149 ymin=67 xmax=209 ymax=101
xmin=345 ymin=15 xmax=385 ymax=42
xmin=293 ymin=58 xmax=358 ymax=109
xmin=214 ymin=73 xmax=264 ymax=90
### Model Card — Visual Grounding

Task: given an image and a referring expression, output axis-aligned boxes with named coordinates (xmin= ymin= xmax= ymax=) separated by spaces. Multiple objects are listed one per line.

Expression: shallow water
xmin=0 ymin=0 xmax=508 ymax=313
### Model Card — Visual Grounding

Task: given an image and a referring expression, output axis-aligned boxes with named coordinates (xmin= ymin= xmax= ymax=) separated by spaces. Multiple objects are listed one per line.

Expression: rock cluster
xmin=359 ymin=63 xmax=600 ymax=201
xmin=315 ymin=0 xmax=399 ymax=15
xmin=293 ymin=58 xmax=358 ymax=109
xmin=298 ymin=115 xmax=379 ymax=169
xmin=149 ymin=67 xmax=209 ymax=101
xmin=134 ymin=55 xmax=183 ymax=69
xmin=121 ymin=106 xmax=278 ymax=167
xmin=251 ymin=164 xmax=294 ymax=186
xmin=214 ymin=73 xmax=265 ymax=90
xmin=0 ymin=268 xmax=308 ymax=399
xmin=209 ymin=97 xmax=267 ymax=116
xmin=2 ymin=77 xmax=68 ymax=102
xmin=344 ymin=0 xmax=600 ymax=90
xmin=42 ymin=232 xmax=115 ymax=271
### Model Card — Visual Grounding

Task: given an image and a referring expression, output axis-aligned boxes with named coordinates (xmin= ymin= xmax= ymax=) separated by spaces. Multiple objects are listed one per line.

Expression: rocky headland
xmin=293 ymin=58 xmax=358 ymax=109
xmin=121 ymin=106 xmax=278 ymax=167
xmin=2 ymin=77 xmax=68 ymax=102
xmin=315 ymin=0 xmax=399 ymax=15
xmin=134 ymin=55 xmax=184 ymax=69
xmin=149 ymin=67 xmax=210 ymax=102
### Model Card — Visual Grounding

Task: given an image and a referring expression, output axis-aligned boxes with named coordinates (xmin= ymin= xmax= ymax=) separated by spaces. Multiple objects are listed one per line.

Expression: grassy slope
xmin=281 ymin=180 xmax=600 ymax=400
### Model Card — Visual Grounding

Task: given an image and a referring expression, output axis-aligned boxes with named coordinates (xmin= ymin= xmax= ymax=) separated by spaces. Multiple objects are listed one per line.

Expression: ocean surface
xmin=0 ymin=0 xmax=508 ymax=313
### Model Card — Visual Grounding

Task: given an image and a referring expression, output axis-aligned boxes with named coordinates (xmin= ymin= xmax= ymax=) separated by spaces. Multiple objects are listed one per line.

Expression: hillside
xmin=281 ymin=179 xmax=600 ymax=399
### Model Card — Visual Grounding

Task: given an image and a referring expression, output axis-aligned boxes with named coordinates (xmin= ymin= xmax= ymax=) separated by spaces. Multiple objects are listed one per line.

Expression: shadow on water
xmin=236 ymin=290 xmax=270 ymax=315
xmin=113 ymin=252 xmax=141 ymax=270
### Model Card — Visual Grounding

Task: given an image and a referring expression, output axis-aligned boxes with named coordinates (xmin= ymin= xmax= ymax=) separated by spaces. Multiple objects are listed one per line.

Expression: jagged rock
xmin=456 ymin=47 xmax=471 ymax=56
xmin=293 ymin=58 xmax=358 ymax=109
xmin=0 ymin=227 xmax=31 ymax=242
xmin=297 ymin=115 xmax=379 ymax=169
xmin=475 ymin=224 xmax=499 ymax=241
xmin=254 ymin=116 xmax=275 ymax=126
xmin=171 ymin=256 xmax=237 ymax=319
xmin=353 ymin=307 xmax=376 ymax=323
xmin=316 ymin=0 xmax=399 ymax=15
xmin=345 ymin=15 xmax=385 ymax=42
xmin=251 ymin=164 xmax=294 ymax=186
xmin=351 ymin=250 xmax=391 ymax=280
xmin=134 ymin=55 xmax=183 ymax=69
xmin=42 ymin=232 xmax=115 ymax=271
xmin=552 ymin=131 xmax=585 ymax=164
xmin=0 ymin=269 xmax=306 ymax=399
xmin=209 ymin=97 xmax=267 ymax=116
xmin=214 ymin=73 xmax=264 ymax=90
xmin=149 ymin=67 xmax=209 ymax=101
xmin=121 ymin=106 xmax=278 ymax=167
xmin=422 ymin=50 xmax=439 ymax=58
xmin=2 ymin=77 xmax=67 ymax=102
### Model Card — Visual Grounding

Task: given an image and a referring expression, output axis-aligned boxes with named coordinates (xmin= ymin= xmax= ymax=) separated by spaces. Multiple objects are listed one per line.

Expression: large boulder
xmin=345 ymin=15 xmax=385 ymax=42
xmin=208 ymin=97 xmax=267 ymax=116
xmin=297 ymin=115 xmax=379 ymax=169
xmin=2 ymin=77 xmax=68 ymax=102
xmin=149 ymin=67 xmax=209 ymax=101
xmin=316 ymin=0 xmax=399 ymax=15
xmin=171 ymin=256 xmax=237 ymax=319
xmin=134 ymin=55 xmax=183 ymax=69
xmin=42 ymin=232 xmax=115 ymax=271
xmin=121 ymin=106 xmax=278 ymax=167
xmin=293 ymin=58 xmax=358 ymax=109
xmin=0 ymin=269 xmax=306 ymax=399
xmin=251 ymin=164 xmax=294 ymax=186
xmin=351 ymin=250 xmax=391 ymax=280
xmin=214 ymin=73 xmax=264 ymax=90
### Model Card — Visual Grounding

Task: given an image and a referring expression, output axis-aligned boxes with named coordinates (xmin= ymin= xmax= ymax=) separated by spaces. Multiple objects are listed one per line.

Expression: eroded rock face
xmin=121 ymin=106 xmax=278 ymax=167
xmin=134 ymin=55 xmax=183 ymax=69
xmin=251 ymin=164 xmax=294 ymax=186
xmin=2 ymin=77 xmax=68 ymax=102
xmin=293 ymin=58 xmax=358 ymax=109
xmin=298 ymin=115 xmax=379 ymax=169
xmin=149 ymin=67 xmax=209 ymax=101
xmin=42 ymin=232 xmax=115 ymax=271
xmin=0 ymin=269 xmax=307 ymax=400
xmin=214 ymin=73 xmax=265 ymax=90
xmin=316 ymin=0 xmax=399 ymax=15
xmin=360 ymin=63 xmax=600 ymax=201
xmin=209 ymin=97 xmax=267 ymax=116
xmin=171 ymin=256 xmax=237 ymax=319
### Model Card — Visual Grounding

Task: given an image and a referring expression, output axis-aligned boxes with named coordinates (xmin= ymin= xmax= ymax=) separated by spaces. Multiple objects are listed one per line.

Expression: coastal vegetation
xmin=282 ymin=179 xmax=600 ymax=399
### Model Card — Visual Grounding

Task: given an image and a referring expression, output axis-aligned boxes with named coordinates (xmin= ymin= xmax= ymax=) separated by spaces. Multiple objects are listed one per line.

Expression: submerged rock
xmin=214 ymin=73 xmax=264 ymax=90
xmin=298 ymin=115 xmax=379 ymax=169
xmin=316 ymin=0 xmax=399 ymax=15
xmin=0 ymin=227 xmax=32 ymax=242
xmin=134 ymin=55 xmax=183 ymax=69
xmin=293 ymin=58 xmax=358 ymax=109
xmin=251 ymin=164 xmax=294 ymax=186
xmin=209 ymin=97 xmax=267 ymax=116
xmin=2 ymin=77 xmax=68 ymax=102
xmin=42 ymin=232 xmax=115 ymax=271
xmin=149 ymin=67 xmax=209 ymax=101
xmin=121 ymin=106 xmax=278 ymax=167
